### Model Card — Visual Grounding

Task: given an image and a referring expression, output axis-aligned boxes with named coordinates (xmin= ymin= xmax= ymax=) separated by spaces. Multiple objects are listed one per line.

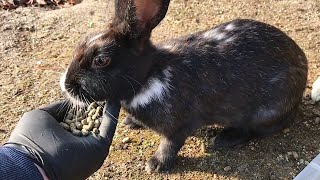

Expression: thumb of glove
xmin=98 ymin=101 xmax=121 ymax=143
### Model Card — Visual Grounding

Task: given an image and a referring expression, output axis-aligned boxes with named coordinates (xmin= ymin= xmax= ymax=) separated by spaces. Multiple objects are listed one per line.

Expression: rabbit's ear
xmin=112 ymin=0 xmax=170 ymax=51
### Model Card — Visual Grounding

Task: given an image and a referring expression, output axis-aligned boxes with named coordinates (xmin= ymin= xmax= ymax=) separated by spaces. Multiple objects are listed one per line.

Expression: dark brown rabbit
xmin=60 ymin=0 xmax=308 ymax=173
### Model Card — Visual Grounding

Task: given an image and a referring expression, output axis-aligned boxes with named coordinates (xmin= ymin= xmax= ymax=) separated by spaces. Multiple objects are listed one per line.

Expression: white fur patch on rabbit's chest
xmin=127 ymin=67 xmax=172 ymax=109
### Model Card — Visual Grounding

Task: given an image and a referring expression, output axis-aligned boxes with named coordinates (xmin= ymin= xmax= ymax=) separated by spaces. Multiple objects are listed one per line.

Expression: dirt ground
xmin=0 ymin=0 xmax=320 ymax=179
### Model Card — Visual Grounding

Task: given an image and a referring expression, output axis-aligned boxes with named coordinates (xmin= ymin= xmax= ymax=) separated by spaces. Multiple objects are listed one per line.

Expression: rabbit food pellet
xmin=60 ymin=102 xmax=104 ymax=136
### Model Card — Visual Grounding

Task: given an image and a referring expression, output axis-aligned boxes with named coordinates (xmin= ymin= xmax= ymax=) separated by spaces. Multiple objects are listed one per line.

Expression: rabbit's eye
xmin=93 ymin=56 xmax=111 ymax=68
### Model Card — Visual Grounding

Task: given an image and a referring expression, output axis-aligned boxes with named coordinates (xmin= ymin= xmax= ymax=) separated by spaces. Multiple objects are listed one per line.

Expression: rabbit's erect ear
xmin=113 ymin=0 xmax=170 ymax=50
xmin=132 ymin=0 xmax=170 ymax=32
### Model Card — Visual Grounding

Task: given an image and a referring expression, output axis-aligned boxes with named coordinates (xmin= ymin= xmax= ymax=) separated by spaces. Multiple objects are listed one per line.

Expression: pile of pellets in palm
xmin=59 ymin=102 xmax=105 ymax=136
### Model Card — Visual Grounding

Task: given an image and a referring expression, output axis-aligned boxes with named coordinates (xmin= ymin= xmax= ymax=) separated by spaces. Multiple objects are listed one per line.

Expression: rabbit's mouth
xmin=62 ymin=87 xmax=97 ymax=108
xmin=60 ymin=71 xmax=91 ymax=107
xmin=65 ymin=93 xmax=87 ymax=108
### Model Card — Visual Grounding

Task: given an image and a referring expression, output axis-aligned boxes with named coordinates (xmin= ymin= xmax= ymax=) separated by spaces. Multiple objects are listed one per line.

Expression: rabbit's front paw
xmin=145 ymin=155 xmax=173 ymax=173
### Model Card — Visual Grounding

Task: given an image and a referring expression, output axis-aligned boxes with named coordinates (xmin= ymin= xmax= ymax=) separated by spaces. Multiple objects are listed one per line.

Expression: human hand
xmin=4 ymin=100 xmax=121 ymax=180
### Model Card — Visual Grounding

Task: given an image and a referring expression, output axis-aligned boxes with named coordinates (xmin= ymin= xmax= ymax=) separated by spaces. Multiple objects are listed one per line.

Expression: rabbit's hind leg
xmin=211 ymin=127 xmax=253 ymax=150
xmin=211 ymin=103 xmax=299 ymax=150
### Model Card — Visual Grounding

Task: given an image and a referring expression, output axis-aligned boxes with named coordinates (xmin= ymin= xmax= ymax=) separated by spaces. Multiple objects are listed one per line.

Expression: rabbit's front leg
xmin=145 ymin=120 xmax=201 ymax=173
xmin=145 ymin=135 xmax=186 ymax=173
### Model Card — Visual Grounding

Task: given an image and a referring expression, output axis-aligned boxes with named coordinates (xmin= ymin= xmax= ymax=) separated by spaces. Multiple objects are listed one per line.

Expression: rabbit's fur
xmin=60 ymin=0 xmax=308 ymax=172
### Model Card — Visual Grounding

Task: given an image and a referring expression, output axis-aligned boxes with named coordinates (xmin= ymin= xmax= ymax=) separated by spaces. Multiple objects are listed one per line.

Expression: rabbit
xmin=60 ymin=0 xmax=308 ymax=173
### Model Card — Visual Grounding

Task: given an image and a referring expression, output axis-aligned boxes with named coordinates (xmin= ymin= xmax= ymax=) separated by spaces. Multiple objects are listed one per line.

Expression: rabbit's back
xmin=152 ymin=19 xmax=307 ymax=129
xmin=161 ymin=19 xmax=307 ymax=68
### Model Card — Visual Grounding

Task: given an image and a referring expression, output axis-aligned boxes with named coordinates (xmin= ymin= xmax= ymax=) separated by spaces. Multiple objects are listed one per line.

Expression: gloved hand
xmin=4 ymin=100 xmax=121 ymax=180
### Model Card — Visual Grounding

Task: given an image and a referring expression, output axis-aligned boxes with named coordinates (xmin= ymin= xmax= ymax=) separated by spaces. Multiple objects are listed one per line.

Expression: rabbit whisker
xmin=122 ymin=74 xmax=143 ymax=87
xmin=119 ymin=75 xmax=136 ymax=96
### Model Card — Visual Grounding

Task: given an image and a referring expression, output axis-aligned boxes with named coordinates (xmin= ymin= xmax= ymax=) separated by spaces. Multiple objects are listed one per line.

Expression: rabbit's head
xmin=60 ymin=0 xmax=170 ymax=104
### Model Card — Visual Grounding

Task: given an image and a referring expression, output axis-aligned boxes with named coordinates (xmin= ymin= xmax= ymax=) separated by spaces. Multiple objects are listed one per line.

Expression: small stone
xmin=16 ymin=25 xmax=25 ymax=31
xmin=313 ymin=109 xmax=320 ymax=116
xmin=303 ymin=95 xmax=310 ymax=100
xmin=29 ymin=25 xmax=35 ymax=32
xmin=299 ymin=159 xmax=304 ymax=164
xmin=282 ymin=128 xmax=290 ymax=133
xmin=292 ymin=152 xmax=299 ymax=159
xmin=224 ymin=166 xmax=231 ymax=171
xmin=315 ymin=117 xmax=320 ymax=124
xmin=122 ymin=137 xmax=131 ymax=143
xmin=57 ymin=34 xmax=64 ymax=39
xmin=3 ymin=25 xmax=12 ymax=31
xmin=88 ymin=21 xmax=94 ymax=28
xmin=310 ymin=100 xmax=316 ymax=105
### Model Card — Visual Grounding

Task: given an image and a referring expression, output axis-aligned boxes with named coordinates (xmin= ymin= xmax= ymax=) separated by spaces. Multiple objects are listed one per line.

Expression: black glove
xmin=4 ymin=100 xmax=121 ymax=180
